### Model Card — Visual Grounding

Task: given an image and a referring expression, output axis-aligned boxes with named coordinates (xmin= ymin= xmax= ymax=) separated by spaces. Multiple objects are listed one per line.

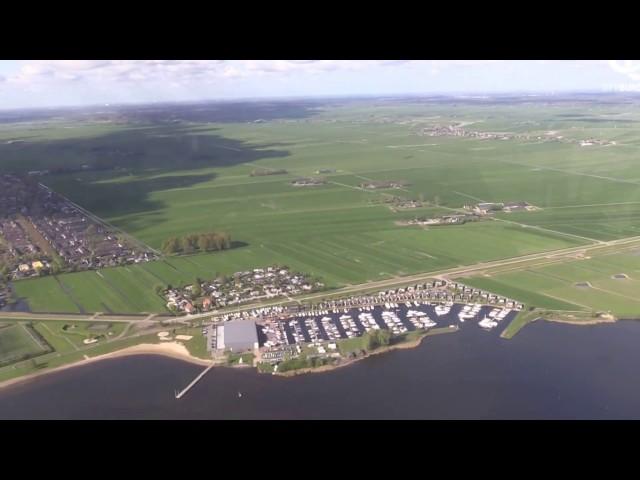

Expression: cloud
xmin=5 ymin=60 xmax=474 ymax=87
xmin=609 ymin=60 xmax=640 ymax=81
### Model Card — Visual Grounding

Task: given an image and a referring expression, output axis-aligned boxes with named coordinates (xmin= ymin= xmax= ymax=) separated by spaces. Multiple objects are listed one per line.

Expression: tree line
xmin=161 ymin=232 xmax=231 ymax=255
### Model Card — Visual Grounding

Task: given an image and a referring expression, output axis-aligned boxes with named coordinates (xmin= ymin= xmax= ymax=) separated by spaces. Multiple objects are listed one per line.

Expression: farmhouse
xmin=291 ymin=177 xmax=327 ymax=187
xmin=474 ymin=202 xmax=504 ymax=214
xmin=360 ymin=180 xmax=410 ymax=189
xmin=503 ymin=201 xmax=533 ymax=212
xmin=408 ymin=214 xmax=475 ymax=226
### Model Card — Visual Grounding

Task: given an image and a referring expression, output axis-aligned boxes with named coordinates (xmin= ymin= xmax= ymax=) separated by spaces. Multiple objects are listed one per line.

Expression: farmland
xmin=4 ymin=96 xmax=640 ymax=316
xmin=0 ymin=322 xmax=51 ymax=366
xmin=459 ymin=250 xmax=640 ymax=318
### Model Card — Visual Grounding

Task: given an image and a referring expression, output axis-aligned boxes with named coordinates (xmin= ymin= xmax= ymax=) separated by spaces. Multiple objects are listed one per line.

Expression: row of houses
xmin=165 ymin=265 xmax=324 ymax=314
xmin=465 ymin=201 xmax=539 ymax=215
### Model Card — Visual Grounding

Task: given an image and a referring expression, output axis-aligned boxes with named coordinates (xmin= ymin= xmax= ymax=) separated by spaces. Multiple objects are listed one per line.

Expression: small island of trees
xmin=161 ymin=232 xmax=232 ymax=255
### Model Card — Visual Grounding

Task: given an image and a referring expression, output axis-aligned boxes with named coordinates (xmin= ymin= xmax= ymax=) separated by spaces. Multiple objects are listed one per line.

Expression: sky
xmin=1 ymin=60 xmax=640 ymax=110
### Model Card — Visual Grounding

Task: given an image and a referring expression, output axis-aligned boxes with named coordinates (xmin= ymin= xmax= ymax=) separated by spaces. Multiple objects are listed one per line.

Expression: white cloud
xmin=609 ymin=60 xmax=640 ymax=81
xmin=4 ymin=60 xmax=512 ymax=89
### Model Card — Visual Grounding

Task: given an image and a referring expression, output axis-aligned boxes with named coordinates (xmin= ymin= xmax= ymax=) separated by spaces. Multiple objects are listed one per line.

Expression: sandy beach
xmin=0 ymin=342 xmax=211 ymax=391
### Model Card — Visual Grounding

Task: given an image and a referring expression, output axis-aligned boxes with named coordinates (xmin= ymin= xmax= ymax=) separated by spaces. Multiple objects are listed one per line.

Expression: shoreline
xmin=275 ymin=329 xmax=454 ymax=377
xmin=0 ymin=342 xmax=211 ymax=391
xmin=544 ymin=316 xmax=617 ymax=326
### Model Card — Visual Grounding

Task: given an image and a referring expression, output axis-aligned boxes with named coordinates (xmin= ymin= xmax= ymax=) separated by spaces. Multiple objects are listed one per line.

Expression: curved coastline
xmin=0 ymin=343 xmax=211 ymax=391
xmin=275 ymin=329 xmax=452 ymax=377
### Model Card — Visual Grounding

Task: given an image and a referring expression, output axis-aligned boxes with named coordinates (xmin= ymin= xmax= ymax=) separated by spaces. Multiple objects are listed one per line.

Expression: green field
xmin=0 ymin=323 xmax=51 ymax=365
xmin=460 ymin=251 xmax=640 ymax=317
xmin=6 ymin=99 xmax=640 ymax=315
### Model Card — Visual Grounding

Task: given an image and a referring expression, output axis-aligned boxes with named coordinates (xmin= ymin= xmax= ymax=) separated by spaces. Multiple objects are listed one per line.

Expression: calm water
xmin=1 ymin=320 xmax=640 ymax=419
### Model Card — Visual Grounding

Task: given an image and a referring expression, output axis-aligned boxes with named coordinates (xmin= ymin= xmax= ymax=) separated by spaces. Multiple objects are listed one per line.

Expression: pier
xmin=175 ymin=363 xmax=215 ymax=399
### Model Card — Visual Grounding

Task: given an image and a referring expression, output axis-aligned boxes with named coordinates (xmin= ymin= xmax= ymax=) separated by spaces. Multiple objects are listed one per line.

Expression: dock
xmin=175 ymin=362 xmax=215 ymax=399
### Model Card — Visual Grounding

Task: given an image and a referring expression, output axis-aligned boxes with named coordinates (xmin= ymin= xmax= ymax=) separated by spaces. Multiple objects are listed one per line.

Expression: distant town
xmin=164 ymin=265 xmax=325 ymax=314
xmin=0 ymin=174 xmax=158 ymax=281
xmin=420 ymin=123 xmax=617 ymax=146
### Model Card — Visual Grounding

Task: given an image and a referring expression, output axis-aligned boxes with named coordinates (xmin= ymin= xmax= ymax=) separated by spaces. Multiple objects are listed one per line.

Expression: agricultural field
xmin=4 ymin=97 xmax=640 ymax=315
xmin=0 ymin=322 xmax=52 ymax=366
xmin=459 ymin=250 xmax=640 ymax=318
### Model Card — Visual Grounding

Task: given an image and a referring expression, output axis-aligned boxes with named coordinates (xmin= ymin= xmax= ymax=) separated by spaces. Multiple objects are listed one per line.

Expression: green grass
xmin=172 ymin=326 xmax=209 ymax=360
xmin=500 ymin=310 xmax=541 ymax=339
xmin=227 ymin=352 xmax=255 ymax=365
xmin=0 ymin=331 xmax=161 ymax=384
xmin=461 ymin=251 xmax=640 ymax=317
xmin=0 ymin=323 xmax=51 ymax=366
xmin=7 ymin=100 xmax=640 ymax=314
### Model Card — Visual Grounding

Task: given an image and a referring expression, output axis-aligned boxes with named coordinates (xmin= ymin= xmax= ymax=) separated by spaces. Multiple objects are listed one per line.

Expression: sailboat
xmin=238 ymin=391 xmax=243 ymax=398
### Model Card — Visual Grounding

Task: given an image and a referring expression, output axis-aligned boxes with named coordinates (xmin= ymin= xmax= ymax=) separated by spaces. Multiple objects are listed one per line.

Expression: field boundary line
xmin=543 ymin=202 xmax=640 ymax=210
xmin=451 ymin=191 xmax=486 ymax=203
xmin=490 ymin=217 xmax=604 ymax=244
xmin=39 ymin=322 xmax=79 ymax=351
xmin=588 ymin=285 xmax=640 ymax=304
xmin=495 ymin=159 xmax=640 ymax=188
xmin=19 ymin=323 xmax=48 ymax=352
xmin=539 ymin=292 xmax=593 ymax=311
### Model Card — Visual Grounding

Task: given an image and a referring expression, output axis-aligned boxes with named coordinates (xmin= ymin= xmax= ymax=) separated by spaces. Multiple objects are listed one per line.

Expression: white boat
xmin=478 ymin=316 xmax=498 ymax=330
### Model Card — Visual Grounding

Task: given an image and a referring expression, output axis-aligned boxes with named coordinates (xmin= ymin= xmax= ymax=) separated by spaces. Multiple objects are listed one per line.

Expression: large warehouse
xmin=215 ymin=320 xmax=259 ymax=352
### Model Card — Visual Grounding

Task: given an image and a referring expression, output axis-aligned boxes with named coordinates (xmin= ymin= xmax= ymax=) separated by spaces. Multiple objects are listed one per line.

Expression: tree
xmin=191 ymin=281 xmax=202 ymax=299
xmin=377 ymin=329 xmax=392 ymax=346
xmin=197 ymin=234 xmax=209 ymax=252
xmin=181 ymin=236 xmax=195 ymax=254
xmin=362 ymin=333 xmax=375 ymax=351
xmin=221 ymin=232 xmax=231 ymax=250
xmin=161 ymin=237 xmax=180 ymax=255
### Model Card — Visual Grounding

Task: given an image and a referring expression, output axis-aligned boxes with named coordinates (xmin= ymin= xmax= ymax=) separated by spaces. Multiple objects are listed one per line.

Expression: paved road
xmin=5 ymin=234 xmax=640 ymax=324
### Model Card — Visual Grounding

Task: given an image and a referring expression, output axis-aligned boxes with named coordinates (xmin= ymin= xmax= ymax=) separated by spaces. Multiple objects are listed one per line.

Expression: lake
xmin=1 ymin=320 xmax=639 ymax=419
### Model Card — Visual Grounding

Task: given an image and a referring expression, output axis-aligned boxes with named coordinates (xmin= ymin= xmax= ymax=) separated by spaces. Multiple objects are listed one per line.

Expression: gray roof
xmin=224 ymin=320 xmax=258 ymax=350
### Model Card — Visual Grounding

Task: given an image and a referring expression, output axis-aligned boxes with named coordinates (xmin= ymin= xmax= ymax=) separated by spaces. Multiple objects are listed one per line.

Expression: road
xmin=5 ymin=233 xmax=640 ymax=324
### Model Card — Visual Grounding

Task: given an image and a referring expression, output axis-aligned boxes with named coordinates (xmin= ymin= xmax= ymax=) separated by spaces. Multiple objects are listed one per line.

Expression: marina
xmin=257 ymin=301 xmax=518 ymax=353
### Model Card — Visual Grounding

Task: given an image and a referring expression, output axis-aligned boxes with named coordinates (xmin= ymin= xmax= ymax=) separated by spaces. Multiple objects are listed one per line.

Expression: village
xmin=400 ymin=200 xmax=539 ymax=227
xmin=0 ymin=174 xmax=158 ymax=280
xmin=200 ymin=278 xmax=524 ymax=372
xmin=164 ymin=265 xmax=325 ymax=314
xmin=420 ymin=123 xmax=617 ymax=146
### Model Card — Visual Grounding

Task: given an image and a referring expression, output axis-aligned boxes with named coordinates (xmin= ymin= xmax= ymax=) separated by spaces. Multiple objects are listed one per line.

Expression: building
xmin=217 ymin=320 xmax=259 ymax=352
xmin=31 ymin=261 xmax=44 ymax=270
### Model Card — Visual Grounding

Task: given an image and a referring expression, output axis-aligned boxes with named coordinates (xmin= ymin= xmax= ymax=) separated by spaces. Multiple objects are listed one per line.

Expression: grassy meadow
xmin=5 ymin=98 xmax=640 ymax=314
